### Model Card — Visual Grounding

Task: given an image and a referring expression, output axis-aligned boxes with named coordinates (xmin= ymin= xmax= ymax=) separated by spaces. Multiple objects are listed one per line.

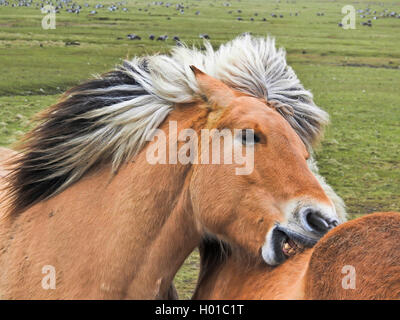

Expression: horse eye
xmin=241 ymin=129 xmax=261 ymax=145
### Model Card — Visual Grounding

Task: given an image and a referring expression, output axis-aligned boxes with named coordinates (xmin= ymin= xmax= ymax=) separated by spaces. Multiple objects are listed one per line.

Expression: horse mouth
xmin=282 ymin=237 xmax=304 ymax=257
xmin=262 ymin=224 xmax=319 ymax=265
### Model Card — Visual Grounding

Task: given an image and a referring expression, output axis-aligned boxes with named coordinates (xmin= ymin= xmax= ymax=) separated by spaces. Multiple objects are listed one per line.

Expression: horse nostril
xmin=301 ymin=208 xmax=334 ymax=235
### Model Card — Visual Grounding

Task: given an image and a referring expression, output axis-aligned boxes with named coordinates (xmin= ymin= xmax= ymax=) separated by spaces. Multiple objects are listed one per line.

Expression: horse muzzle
xmin=261 ymin=205 xmax=340 ymax=266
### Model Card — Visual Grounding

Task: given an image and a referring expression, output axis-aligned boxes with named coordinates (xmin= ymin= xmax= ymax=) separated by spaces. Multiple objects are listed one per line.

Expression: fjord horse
xmin=194 ymin=212 xmax=400 ymax=299
xmin=0 ymin=36 xmax=343 ymax=299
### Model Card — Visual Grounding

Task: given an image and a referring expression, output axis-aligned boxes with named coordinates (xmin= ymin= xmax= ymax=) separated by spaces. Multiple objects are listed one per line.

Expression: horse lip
xmin=269 ymin=227 xmax=288 ymax=265
xmin=269 ymin=224 xmax=319 ymax=265
xmin=275 ymin=224 xmax=319 ymax=248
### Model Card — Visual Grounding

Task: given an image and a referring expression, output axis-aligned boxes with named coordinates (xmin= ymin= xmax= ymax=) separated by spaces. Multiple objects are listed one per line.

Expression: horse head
xmin=189 ymin=67 xmax=342 ymax=266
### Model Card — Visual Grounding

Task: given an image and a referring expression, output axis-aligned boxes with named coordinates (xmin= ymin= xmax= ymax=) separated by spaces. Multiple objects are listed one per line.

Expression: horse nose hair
xmin=300 ymin=208 xmax=338 ymax=236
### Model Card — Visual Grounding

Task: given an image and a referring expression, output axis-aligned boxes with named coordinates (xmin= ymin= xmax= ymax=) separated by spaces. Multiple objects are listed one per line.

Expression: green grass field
xmin=0 ymin=0 xmax=399 ymax=299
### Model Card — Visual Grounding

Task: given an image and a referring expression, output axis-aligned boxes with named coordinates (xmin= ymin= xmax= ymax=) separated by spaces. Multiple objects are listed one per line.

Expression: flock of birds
xmin=1 ymin=0 xmax=400 ymax=40
xmin=338 ymin=8 xmax=400 ymax=28
xmin=126 ymin=33 xmax=210 ymax=42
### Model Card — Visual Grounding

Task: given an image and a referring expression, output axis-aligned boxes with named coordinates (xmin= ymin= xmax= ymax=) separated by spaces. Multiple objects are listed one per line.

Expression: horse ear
xmin=190 ymin=65 xmax=236 ymax=107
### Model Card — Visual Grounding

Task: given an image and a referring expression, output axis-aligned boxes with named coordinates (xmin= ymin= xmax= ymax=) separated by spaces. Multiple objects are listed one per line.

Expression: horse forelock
xmin=5 ymin=35 xmax=329 ymax=215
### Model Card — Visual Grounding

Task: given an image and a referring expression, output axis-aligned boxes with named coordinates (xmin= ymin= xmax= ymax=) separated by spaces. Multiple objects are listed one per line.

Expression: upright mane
xmin=4 ymin=35 xmax=329 ymax=215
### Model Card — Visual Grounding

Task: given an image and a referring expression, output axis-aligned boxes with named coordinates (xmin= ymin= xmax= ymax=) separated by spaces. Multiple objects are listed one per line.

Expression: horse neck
xmin=0 ymin=105 xmax=207 ymax=299
xmin=119 ymin=104 xmax=212 ymax=298
xmin=193 ymin=241 xmax=313 ymax=299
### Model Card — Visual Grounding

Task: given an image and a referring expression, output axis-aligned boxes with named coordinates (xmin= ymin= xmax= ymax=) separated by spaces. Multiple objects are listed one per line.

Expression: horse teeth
xmin=283 ymin=238 xmax=305 ymax=257
xmin=287 ymin=248 xmax=295 ymax=255
xmin=295 ymin=241 xmax=304 ymax=249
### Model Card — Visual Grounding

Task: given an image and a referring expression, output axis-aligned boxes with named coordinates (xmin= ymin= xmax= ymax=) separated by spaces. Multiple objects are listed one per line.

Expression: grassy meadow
xmin=0 ymin=0 xmax=399 ymax=298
